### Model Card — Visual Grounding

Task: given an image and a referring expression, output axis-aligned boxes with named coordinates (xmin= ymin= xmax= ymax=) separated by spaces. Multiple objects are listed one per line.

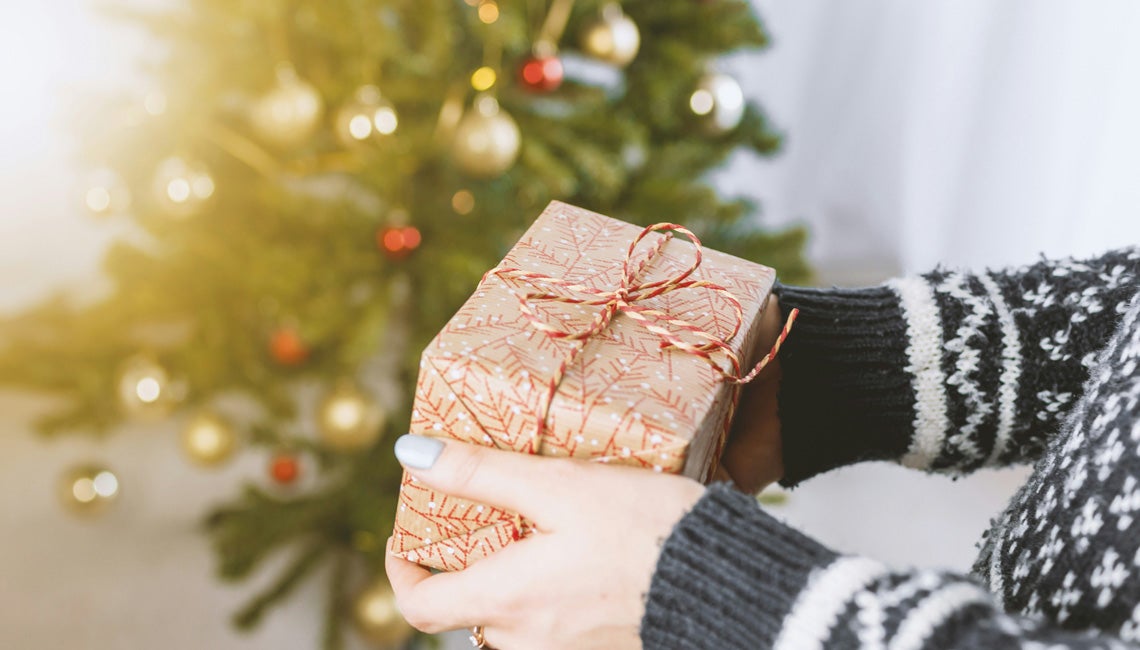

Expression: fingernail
xmin=394 ymin=434 xmax=445 ymax=469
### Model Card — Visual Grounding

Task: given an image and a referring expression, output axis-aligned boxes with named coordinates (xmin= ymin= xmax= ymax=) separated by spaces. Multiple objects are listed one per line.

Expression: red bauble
xmin=377 ymin=226 xmax=422 ymax=259
xmin=270 ymin=328 xmax=309 ymax=366
xmin=519 ymin=56 xmax=563 ymax=92
xmin=270 ymin=454 xmax=300 ymax=484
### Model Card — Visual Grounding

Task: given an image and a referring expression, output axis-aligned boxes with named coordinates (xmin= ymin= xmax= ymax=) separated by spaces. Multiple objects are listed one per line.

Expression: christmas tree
xmin=0 ymin=0 xmax=807 ymax=647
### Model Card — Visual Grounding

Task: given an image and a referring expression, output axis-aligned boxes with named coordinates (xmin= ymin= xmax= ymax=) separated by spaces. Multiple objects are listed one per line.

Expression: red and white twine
xmin=484 ymin=223 xmax=797 ymax=536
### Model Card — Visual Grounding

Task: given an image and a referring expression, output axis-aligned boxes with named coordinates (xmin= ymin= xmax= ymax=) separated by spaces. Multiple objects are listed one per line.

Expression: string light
xmin=373 ymin=105 xmax=398 ymax=134
xmin=689 ymin=89 xmax=715 ymax=116
xmin=451 ymin=190 xmax=475 ymax=215
xmin=470 ymin=66 xmax=497 ymax=91
xmin=379 ymin=226 xmax=422 ymax=256
xmin=477 ymin=0 xmax=499 ymax=24
xmin=85 ymin=187 xmax=112 ymax=213
xmin=71 ymin=471 xmax=119 ymax=503
xmin=135 ymin=376 xmax=162 ymax=403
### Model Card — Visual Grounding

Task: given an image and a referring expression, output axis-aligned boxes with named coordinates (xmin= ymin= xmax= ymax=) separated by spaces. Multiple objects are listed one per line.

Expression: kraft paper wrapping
xmin=391 ymin=201 xmax=776 ymax=570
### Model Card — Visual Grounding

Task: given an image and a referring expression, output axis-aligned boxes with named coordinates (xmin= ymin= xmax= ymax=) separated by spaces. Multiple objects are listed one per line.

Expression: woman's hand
xmin=385 ymin=434 xmax=705 ymax=650
xmin=716 ymin=294 xmax=785 ymax=494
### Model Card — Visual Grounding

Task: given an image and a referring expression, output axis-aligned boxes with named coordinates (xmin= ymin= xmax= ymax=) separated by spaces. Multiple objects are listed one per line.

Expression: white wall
xmin=725 ymin=0 xmax=1140 ymax=277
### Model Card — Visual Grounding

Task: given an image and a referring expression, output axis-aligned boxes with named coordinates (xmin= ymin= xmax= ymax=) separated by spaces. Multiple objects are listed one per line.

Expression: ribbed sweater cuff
xmin=641 ymin=483 xmax=838 ymax=650
xmin=774 ymin=283 xmax=917 ymax=486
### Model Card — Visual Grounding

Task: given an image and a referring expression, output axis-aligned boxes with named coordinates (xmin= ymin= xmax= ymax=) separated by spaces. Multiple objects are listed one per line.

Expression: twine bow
xmin=485 ymin=223 xmax=798 ymax=457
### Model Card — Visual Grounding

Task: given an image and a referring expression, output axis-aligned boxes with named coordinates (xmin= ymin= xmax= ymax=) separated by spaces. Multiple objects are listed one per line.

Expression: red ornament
xmin=519 ymin=55 xmax=563 ymax=92
xmin=269 ymin=454 xmax=300 ymax=484
xmin=377 ymin=226 xmax=422 ymax=259
xmin=270 ymin=328 xmax=309 ymax=366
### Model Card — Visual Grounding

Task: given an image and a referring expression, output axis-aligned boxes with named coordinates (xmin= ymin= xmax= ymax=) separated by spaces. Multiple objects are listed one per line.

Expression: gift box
xmin=391 ymin=201 xmax=781 ymax=571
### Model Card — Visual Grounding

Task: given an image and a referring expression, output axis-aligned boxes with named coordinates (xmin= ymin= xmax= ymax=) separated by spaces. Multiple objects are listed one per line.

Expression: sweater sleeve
xmin=773 ymin=247 xmax=1140 ymax=486
xmin=640 ymin=484 xmax=1140 ymax=650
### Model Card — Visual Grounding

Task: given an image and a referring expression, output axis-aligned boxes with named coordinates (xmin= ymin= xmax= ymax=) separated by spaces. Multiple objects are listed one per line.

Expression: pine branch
xmin=7 ymin=0 xmax=810 ymax=645
xmin=232 ymin=541 xmax=328 ymax=630
xmin=323 ymin=553 xmax=349 ymax=650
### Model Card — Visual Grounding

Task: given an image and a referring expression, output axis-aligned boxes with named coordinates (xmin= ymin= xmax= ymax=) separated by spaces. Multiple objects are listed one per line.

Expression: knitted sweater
xmin=642 ymin=248 xmax=1140 ymax=649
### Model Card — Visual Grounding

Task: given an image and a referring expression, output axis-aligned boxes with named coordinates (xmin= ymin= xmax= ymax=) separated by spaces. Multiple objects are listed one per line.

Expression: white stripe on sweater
xmin=978 ymin=272 xmax=1022 ymax=465
xmin=889 ymin=277 xmax=950 ymax=469
xmin=888 ymin=582 xmax=993 ymax=650
xmin=773 ymin=557 xmax=888 ymax=650
xmin=987 ymin=515 xmax=1007 ymax=611
xmin=934 ymin=273 xmax=994 ymax=463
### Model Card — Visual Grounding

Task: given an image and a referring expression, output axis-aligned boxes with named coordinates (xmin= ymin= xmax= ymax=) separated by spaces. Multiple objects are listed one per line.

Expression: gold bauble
xmin=689 ymin=72 xmax=746 ymax=135
xmin=353 ymin=579 xmax=413 ymax=647
xmin=152 ymin=156 xmax=215 ymax=218
xmin=82 ymin=168 xmax=131 ymax=217
xmin=117 ymin=355 xmax=171 ymax=416
xmin=317 ymin=382 xmax=385 ymax=451
xmin=180 ymin=411 xmax=237 ymax=467
xmin=580 ymin=4 xmax=641 ymax=67
xmin=250 ymin=64 xmax=324 ymax=148
xmin=452 ymin=95 xmax=521 ymax=178
xmin=334 ymin=85 xmax=399 ymax=147
xmin=58 ymin=464 xmax=120 ymax=516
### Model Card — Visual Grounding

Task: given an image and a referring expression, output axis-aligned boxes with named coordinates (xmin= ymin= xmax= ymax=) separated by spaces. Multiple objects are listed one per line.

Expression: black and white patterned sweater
xmin=641 ymin=248 xmax=1140 ymax=649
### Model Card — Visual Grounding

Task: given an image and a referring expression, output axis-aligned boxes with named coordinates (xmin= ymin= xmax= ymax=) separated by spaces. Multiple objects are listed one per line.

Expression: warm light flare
xmin=373 ymin=106 xmax=398 ymax=134
xmin=135 ymin=377 xmax=162 ymax=403
xmin=348 ymin=114 xmax=372 ymax=140
xmin=329 ymin=400 xmax=365 ymax=429
xmin=689 ymin=89 xmax=714 ymax=115
xmin=471 ymin=66 xmax=497 ymax=91
xmin=92 ymin=471 xmax=119 ymax=497
xmin=71 ymin=478 xmax=97 ymax=503
xmin=166 ymin=179 xmax=191 ymax=203
xmin=451 ymin=189 xmax=475 ymax=215
xmin=85 ymin=187 xmax=112 ymax=213
xmin=378 ymin=226 xmax=422 ymax=255
xmin=477 ymin=1 xmax=499 ymax=24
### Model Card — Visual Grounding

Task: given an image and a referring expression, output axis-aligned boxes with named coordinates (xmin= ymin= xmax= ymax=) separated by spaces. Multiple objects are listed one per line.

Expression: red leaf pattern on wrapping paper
xmin=392 ymin=202 xmax=776 ymax=571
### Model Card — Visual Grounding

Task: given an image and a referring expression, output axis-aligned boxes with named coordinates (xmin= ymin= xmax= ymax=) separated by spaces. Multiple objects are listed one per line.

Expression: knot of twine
xmin=484 ymin=222 xmax=797 ymax=538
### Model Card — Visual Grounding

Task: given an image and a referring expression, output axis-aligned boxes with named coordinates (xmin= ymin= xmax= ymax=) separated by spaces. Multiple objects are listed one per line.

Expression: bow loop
xmin=483 ymin=221 xmax=797 ymax=462
xmin=486 ymin=222 xmax=786 ymax=380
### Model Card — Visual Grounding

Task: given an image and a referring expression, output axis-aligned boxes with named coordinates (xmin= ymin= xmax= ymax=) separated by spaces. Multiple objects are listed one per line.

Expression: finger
xmin=754 ymin=294 xmax=783 ymax=379
xmin=720 ymin=365 xmax=784 ymax=494
xmin=385 ymin=537 xmax=492 ymax=633
xmin=393 ymin=433 xmax=579 ymax=525
xmin=709 ymin=464 xmax=733 ymax=485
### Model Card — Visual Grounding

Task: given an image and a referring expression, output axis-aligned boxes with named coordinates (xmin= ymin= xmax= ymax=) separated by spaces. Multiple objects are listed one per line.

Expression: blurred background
xmin=2 ymin=1 xmax=1139 ymax=649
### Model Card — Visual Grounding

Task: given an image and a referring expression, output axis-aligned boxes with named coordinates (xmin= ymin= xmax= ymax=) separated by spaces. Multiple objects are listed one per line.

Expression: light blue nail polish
xmin=394 ymin=434 xmax=444 ymax=469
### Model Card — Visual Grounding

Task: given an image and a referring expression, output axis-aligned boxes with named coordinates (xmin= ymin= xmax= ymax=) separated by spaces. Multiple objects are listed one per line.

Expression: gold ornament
xmin=250 ymin=64 xmax=324 ymax=148
xmin=117 ymin=355 xmax=172 ymax=415
xmin=452 ymin=95 xmax=521 ymax=178
xmin=353 ymin=579 xmax=413 ymax=646
xmin=689 ymin=72 xmax=746 ymax=135
xmin=82 ymin=168 xmax=131 ymax=217
xmin=580 ymin=4 xmax=640 ymax=67
xmin=317 ymin=382 xmax=385 ymax=450
xmin=180 ymin=411 xmax=238 ymax=466
xmin=59 ymin=464 xmax=120 ymax=516
xmin=152 ymin=156 xmax=215 ymax=218
xmin=334 ymin=85 xmax=399 ymax=147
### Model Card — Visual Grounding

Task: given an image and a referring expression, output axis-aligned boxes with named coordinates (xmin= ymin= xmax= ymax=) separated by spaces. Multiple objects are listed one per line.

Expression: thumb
xmin=394 ymin=433 xmax=576 ymax=525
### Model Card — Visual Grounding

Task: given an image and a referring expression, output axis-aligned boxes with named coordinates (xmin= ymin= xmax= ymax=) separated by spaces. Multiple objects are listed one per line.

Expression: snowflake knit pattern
xmin=642 ymin=248 xmax=1140 ymax=649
